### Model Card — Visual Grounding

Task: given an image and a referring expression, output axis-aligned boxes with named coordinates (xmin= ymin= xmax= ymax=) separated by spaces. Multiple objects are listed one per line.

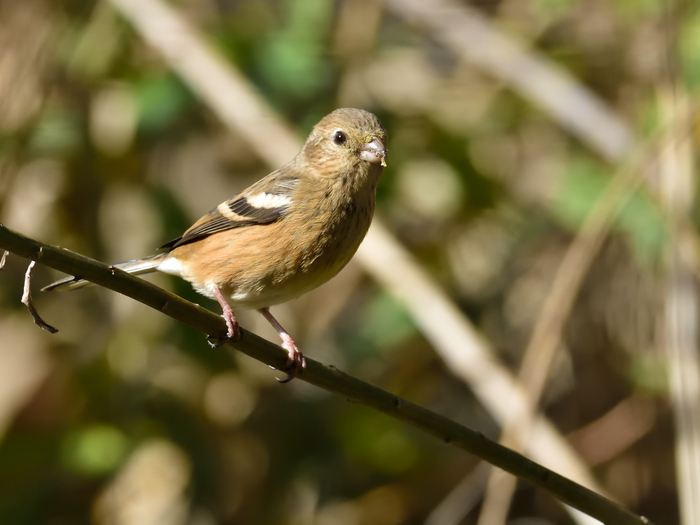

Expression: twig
xmin=657 ymin=86 xmax=700 ymax=525
xmin=567 ymin=398 xmax=658 ymax=467
xmin=0 ymin=223 xmax=652 ymax=525
xmin=21 ymin=259 xmax=58 ymax=334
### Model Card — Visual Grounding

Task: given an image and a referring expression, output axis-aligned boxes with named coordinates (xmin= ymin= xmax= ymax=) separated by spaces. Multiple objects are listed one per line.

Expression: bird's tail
xmin=42 ymin=253 xmax=167 ymax=292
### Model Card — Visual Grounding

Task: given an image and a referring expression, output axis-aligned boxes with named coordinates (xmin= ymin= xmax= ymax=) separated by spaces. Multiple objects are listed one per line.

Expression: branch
xmin=0 ymin=222 xmax=653 ymax=525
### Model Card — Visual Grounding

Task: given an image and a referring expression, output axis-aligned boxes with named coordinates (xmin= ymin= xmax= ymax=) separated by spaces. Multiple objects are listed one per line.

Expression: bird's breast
xmin=242 ymin=182 xmax=375 ymax=307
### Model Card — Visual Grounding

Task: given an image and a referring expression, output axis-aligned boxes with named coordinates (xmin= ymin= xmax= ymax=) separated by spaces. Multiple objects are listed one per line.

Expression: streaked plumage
xmin=44 ymin=108 xmax=388 ymax=381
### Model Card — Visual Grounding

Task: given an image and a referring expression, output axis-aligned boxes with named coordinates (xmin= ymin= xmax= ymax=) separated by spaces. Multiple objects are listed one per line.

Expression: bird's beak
xmin=360 ymin=137 xmax=387 ymax=167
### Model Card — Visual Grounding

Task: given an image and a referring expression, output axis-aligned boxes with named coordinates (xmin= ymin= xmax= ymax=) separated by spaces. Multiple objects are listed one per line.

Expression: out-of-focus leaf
xmin=616 ymin=186 xmax=668 ymax=265
xmin=553 ymin=159 xmax=608 ymax=230
xmin=28 ymin=110 xmax=82 ymax=155
xmin=61 ymin=424 xmax=129 ymax=476
xmin=256 ymin=0 xmax=333 ymax=101
xmin=629 ymin=355 xmax=669 ymax=395
xmin=134 ymin=73 xmax=191 ymax=134
xmin=335 ymin=408 xmax=420 ymax=476
xmin=357 ymin=291 xmax=417 ymax=351
xmin=553 ymin=159 xmax=667 ymax=264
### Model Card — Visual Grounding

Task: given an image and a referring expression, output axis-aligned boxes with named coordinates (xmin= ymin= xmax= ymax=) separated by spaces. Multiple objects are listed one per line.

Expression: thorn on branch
xmin=22 ymin=260 xmax=58 ymax=334
xmin=0 ymin=250 xmax=8 ymax=269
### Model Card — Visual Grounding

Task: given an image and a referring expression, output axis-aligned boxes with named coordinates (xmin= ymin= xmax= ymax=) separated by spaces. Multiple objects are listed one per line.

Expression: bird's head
xmin=302 ymin=108 xmax=387 ymax=178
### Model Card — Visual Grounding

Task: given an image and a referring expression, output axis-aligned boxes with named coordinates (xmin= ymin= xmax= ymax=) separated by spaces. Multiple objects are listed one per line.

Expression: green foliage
xmin=356 ymin=291 xmax=417 ymax=351
xmin=256 ymin=0 xmax=334 ymax=103
xmin=134 ymin=73 xmax=193 ymax=135
xmin=336 ymin=407 xmax=420 ymax=476
xmin=554 ymin=158 xmax=668 ymax=265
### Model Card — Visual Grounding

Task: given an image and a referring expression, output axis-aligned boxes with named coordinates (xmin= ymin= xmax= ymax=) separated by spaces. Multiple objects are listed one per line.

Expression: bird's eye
xmin=333 ymin=131 xmax=347 ymax=145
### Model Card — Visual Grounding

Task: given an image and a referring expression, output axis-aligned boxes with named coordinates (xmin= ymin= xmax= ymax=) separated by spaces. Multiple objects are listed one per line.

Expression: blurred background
xmin=0 ymin=0 xmax=698 ymax=523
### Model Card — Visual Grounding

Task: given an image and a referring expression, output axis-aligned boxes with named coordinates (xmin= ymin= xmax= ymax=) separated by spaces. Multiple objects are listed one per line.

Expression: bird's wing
xmin=160 ymin=170 xmax=299 ymax=250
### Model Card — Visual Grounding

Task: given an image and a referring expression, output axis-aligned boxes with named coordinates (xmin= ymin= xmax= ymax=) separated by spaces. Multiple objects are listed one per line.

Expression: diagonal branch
xmin=0 ymin=222 xmax=652 ymax=525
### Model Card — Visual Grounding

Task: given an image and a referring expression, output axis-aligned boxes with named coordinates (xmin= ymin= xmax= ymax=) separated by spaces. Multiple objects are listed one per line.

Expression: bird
xmin=43 ymin=108 xmax=388 ymax=382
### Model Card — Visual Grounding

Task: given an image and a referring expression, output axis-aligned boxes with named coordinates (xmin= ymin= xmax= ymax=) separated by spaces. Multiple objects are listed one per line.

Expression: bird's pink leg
xmin=259 ymin=307 xmax=306 ymax=383
xmin=209 ymin=286 xmax=240 ymax=346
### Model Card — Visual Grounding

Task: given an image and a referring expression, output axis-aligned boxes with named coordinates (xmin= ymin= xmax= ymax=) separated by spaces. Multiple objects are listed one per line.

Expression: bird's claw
xmin=207 ymin=336 xmax=229 ymax=348
xmin=207 ymin=320 xmax=241 ymax=348
xmin=274 ymin=337 xmax=306 ymax=383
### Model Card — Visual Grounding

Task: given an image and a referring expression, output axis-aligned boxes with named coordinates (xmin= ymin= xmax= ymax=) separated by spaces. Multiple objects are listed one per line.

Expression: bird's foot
xmin=276 ymin=333 xmax=306 ymax=383
xmin=207 ymin=312 xmax=241 ymax=348
xmin=258 ymin=307 xmax=306 ymax=383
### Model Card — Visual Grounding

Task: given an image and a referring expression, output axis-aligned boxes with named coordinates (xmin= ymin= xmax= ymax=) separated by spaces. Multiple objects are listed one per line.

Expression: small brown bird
xmin=44 ymin=108 xmax=387 ymax=382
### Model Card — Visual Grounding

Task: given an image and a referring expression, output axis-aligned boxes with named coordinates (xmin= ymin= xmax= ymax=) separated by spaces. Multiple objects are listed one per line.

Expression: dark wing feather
xmin=160 ymin=170 xmax=299 ymax=250
xmin=227 ymin=195 xmax=286 ymax=222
